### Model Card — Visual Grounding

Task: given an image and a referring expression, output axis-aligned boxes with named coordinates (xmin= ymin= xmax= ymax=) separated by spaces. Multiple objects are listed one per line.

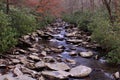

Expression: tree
xmin=102 ymin=0 xmax=113 ymax=23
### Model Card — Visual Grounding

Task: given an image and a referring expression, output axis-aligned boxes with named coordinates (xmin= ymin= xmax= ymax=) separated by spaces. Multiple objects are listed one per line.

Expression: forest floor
xmin=0 ymin=19 xmax=119 ymax=80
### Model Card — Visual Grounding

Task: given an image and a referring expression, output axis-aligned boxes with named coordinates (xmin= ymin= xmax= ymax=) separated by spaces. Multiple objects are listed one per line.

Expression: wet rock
xmin=57 ymin=46 xmax=65 ymax=49
xmin=65 ymin=31 xmax=77 ymax=37
xmin=67 ymin=39 xmax=83 ymax=44
xmin=55 ymin=57 xmax=63 ymax=62
xmin=69 ymin=51 xmax=77 ymax=56
xmin=114 ymin=72 xmax=120 ymax=79
xmin=39 ymin=76 xmax=45 ymax=80
xmin=42 ymin=70 xmax=70 ymax=80
xmin=16 ymin=75 xmax=35 ymax=80
xmin=51 ymin=47 xmax=63 ymax=53
xmin=26 ymin=63 xmax=35 ymax=69
xmin=45 ymin=62 xmax=70 ymax=71
xmin=21 ymin=67 xmax=37 ymax=77
xmin=43 ymin=56 xmax=55 ymax=63
xmin=17 ymin=49 xmax=28 ymax=54
xmin=35 ymin=61 xmax=46 ymax=69
xmin=40 ymin=51 xmax=47 ymax=57
xmin=19 ymin=57 xmax=28 ymax=65
xmin=0 ymin=74 xmax=15 ymax=80
xmin=22 ymin=35 xmax=30 ymax=40
xmin=66 ymin=59 xmax=76 ymax=65
xmin=29 ymin=55 xmax=40 ymax=61
xmin=11 ymin=59 xmax=20 ymax=64
xmin=70 ymin=65 xmax=92 ymax=78
xmin=44 ymin=48 xmax=51 ymax=52
xmin=79 ymin=51 xmax=93 ymax=58
xmin=13 ymin=67 xmax=23 ymax=76
xmin=28 ymin=48 xmax=39 ymax=52
xmin=19 ymin=38 xmax=32 ymax=47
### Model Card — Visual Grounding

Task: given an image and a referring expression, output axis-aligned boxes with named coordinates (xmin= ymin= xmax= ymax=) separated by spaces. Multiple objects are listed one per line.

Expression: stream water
xmin=0 ymin=21 xmax=119 ymax=80
xmin=39 ymin=23 xmax=119 ymax=80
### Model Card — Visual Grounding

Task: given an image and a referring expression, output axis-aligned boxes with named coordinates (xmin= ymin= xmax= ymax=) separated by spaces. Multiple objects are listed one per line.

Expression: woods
xmin=0 ymin=0 xmax=120 ymax=80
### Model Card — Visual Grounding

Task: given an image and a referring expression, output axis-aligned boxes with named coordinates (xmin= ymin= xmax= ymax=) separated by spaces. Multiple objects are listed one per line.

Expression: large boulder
xmin=79 ymin=51 xmax=93 ymax=58
xmin=45 ymin=62 xmax=70 ymax=71
xmin=70 ymin=65 xmax=92 ymax=78
xmin=42 ymin=70 xmax=70 ymax=80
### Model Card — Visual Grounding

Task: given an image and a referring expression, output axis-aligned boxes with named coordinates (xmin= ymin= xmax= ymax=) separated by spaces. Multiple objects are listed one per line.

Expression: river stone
xmin=0 ymin=74 xmax=15 ymax=80
xmin=35 ymin=61 xmax=46 ymax=68
xmin=40 ymin=51 xmax=47 ymax=56
xmin=45 ymin=62 xmax=70 ymax=71
xmin=11 ymin=59 xmax=20 ymax=64
xmin=114 ymin=72 xmax=120 ymax=79
xmin=43 ymin=56 xmax=55 ymax=63
xmin=66 ymin=59 xmax=76 ymax=65
xmin=51 ymin=47 xmax=63 ymax=53
xmin=42 ymin=70 xmax=70 ymax=79
xmin=69 ymin=51 xmax=77 ymax=56
xmin=70 ymin=65 xmax=92 ymax=78
xmin=79 ymin=51 xmax=93 ymax=58
xmin=16 ymin=75 xmax=35 ymax=80
xmin=29 ymin=55 xmax=40 ymax=61
xmin=13 ymin=67 xmax=23 ymax=76
xmin=67 ymin=39 xmax=83 ymax=43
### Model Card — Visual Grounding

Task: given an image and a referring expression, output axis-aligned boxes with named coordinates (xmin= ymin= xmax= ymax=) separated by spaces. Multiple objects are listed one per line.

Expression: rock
xmin=26 ymin=63 xmax=35 ymax=69
xmin=21 ymin=67 xmax=37 ymax=77
xmin=66 ymin=59 xmax=76 ymax=65
xmin=16 ymin=75 xmax=35 ymax=80
xmin=17 ymin=49 xmax=28 ymax=54
xmin=79 ymin=51 xmax=93 ymax=58
xmin=13 ymin=67 xmax=23 ymax=76
xmin=28 ymin=48 xmax=39 ymax=52
xmin=19 ymin=38 xmax=32 ymax=47
xmin=114 ymin=72 xmax=120 ymax=79
xmin=29 ymin=55 xmax=40 ymax=61
xmin=45 ymin=62 xmax=70 ymax=71
xmin=67 ymin=39 xmax=83 ymax=44
xmin=43 ymin=56 xmax=55 ymax=63
xmin=55 ymin=57 xmax=63 ymax=62
xmin=11 ymin=59 xmax=20 ymax=64
xmin=42 ymin=70 xmax=70 ymax=79
xmin=51 ymin=47 xmax=63 ymax=53
xmin=22 ymin=35 xmax=30 ymax=40
xmin=65 ymin=31 xmax=77 ymax=37
xmin=19 ymin=57 xmax=28 ymax=65
xmin=69 ymin=51 xmax=77 ymax=56
xmin=0 ymin=74 xmax=15 ymax=80
xmin=70 ymin=65 xmax=92 ymax=78
xmin=39 ymin=76 xmax=45 ymax=80
xmin=40 ymin=51 xmax=47 ymax=57
xmin=35 ymin=61 xmax=46 ymax=69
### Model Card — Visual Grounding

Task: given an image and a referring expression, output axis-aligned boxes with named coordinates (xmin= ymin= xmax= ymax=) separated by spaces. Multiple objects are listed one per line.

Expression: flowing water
xmin=39 ymin=23 xmax=119 ymax=80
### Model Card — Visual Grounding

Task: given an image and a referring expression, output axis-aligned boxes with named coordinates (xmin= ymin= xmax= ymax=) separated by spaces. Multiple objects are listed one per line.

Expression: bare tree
xmin=102 ymin=0 xmax=113 ymax=23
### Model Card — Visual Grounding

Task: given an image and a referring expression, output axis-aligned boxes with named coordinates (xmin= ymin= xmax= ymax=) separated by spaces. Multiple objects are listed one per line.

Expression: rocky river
xmin=0 ymin=19 xmax=119 ymax=80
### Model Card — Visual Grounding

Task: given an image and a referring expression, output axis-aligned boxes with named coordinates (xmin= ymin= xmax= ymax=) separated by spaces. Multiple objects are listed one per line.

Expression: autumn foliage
xmin=24 ymin=0 xmax=64 ymax=17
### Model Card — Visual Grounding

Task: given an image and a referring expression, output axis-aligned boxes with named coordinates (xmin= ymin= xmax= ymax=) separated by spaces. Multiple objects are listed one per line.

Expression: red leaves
xmin=20 ymin=0 xmax=64 ymax=17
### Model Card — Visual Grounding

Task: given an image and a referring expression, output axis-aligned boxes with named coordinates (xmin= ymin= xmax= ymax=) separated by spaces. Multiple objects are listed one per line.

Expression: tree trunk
xmin=6 ymin=0 xmax=9 ymax=14
xmin=102 ymin=0 xmax=113 ymax=23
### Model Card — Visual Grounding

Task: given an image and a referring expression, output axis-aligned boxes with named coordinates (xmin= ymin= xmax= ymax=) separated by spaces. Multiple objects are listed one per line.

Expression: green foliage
xmin=0 ymin=11 xmax=17 ymax=52
xmin=88 ymin=12 xmax=120 ymax=64
xmin=10 ymin=8 xmax=37 ymax=36
xmin=62 ymin=10 xmax=120 ymax=64
xmin=107 ymin=48 xmax=120 ymax=64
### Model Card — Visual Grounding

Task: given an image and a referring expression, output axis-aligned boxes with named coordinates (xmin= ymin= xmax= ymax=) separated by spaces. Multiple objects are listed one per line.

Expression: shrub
xmin=0 ymin=11 xmax=17 ymax=53
xmin=10 ymin=8 xmax=37 ymax=36
xmin=90 ymin=14 xmax=120 ymax=64
xmin=107 ymin=48 xmax=120 ymax=64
